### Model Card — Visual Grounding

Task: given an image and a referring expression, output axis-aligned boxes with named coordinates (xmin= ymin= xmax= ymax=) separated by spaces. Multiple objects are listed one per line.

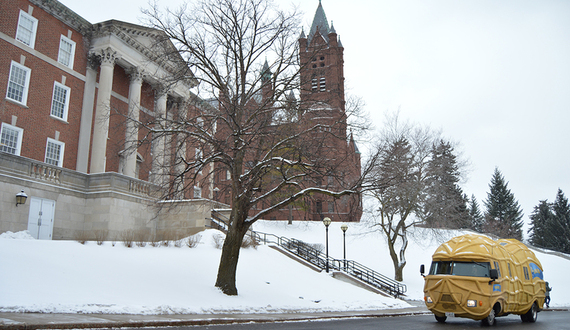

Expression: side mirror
xmin=489 ymin=268 xmax=498 ymax=284
xmin=420 ymin=264 xmax=425 ymax=277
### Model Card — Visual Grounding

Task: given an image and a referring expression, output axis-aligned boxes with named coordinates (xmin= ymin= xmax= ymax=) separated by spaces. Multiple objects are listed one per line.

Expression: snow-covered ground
xmin=0 ymin=220 xmax=567 ymax=314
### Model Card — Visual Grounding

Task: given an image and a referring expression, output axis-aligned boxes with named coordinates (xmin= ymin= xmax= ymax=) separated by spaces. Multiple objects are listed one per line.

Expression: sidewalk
xmin=0 ymin=305 xmax=429 ymax=330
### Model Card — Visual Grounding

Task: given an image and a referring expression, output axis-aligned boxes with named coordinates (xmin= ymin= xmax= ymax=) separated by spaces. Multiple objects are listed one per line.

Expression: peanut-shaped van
xmin=420 ymin=234 xmax=546 ymax=326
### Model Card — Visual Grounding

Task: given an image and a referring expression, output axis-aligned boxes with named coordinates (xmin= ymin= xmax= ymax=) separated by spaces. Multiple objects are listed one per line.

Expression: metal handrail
xmin=209 ymin=212 xmax=406 ymax=298
xmin=247 ymin=229 xmax=407 ymax=298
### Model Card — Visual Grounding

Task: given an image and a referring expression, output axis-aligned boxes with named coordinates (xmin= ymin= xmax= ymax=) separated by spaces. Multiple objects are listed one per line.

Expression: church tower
xmin=299 ymin=0 xmax=346 ymax=137
xmin=296 ymin=1 xmax=362 ymax=222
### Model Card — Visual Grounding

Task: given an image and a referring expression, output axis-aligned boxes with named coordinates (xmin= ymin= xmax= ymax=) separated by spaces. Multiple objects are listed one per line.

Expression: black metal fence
xmin=208 ymin=212 xmax=407 ymax=298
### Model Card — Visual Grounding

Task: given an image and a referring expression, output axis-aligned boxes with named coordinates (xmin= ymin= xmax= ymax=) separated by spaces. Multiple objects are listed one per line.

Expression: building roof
xmin=308 ymin=0 xmax=330 ymax=44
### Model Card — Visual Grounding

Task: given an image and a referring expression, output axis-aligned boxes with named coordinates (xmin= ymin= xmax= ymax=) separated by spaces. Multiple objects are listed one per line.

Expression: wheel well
xmin=493 ymin=301 xmax=502 ymax=315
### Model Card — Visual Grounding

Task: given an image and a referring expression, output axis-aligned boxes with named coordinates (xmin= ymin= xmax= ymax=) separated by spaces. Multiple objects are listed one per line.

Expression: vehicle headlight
xmin=467 ymin=299 xmax=477 ymax=307
xmin=426 ymin=296 xmax=433 ymax=303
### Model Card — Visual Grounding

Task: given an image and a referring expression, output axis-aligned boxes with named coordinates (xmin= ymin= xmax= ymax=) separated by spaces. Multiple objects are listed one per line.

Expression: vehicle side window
xmin=523 ymin=267 xmax=530 ymax=280
xmin=507 ymin=263 xmax=512 ymax=278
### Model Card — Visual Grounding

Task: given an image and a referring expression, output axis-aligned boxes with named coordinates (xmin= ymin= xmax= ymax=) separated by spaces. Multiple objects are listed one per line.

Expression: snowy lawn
xmin=0 ymin=221 xmax=567 ymax=314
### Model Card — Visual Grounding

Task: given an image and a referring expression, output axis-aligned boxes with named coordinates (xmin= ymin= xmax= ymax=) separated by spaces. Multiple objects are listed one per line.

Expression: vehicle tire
xmin=481 ymin=306 xmax=496 ymax=326
xmin=435 ymin=315 xmax=447 ymax=323
xmin=521 ymin=302 xmax=538 ymax=323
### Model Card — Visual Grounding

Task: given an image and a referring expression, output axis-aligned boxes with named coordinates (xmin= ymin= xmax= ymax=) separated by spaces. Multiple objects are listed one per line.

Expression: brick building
xmin=211 ymin=1 xmax=362 ymax=223
xmin=0 ymin=0 xmax=220 ymax=240
xmin=0 ymin=0 xmax=361 ymax=240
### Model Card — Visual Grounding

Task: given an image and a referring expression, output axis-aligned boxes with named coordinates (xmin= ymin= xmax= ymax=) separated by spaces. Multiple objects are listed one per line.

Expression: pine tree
xmin=550 ymin=189 xmax=570 ymax=253
xmin=468 ymin=194 xmax=485 ymax=232
xmin=423 ymin=140 xmax=470 ymax=229
xmin=528 ymin=200 xmax=553 ymax=248
xmin=483 ymin=167 xmax=524 ymax=240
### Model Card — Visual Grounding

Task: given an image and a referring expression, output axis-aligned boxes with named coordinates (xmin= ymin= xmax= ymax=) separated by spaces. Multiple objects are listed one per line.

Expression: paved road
xmin=181 ymin=310 xmax=570 ymax=330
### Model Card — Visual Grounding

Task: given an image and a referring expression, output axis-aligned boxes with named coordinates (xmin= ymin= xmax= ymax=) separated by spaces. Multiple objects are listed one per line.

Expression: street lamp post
xmin=341 ymin=224 xmax=348 ymax=270
xmin=323 ymin=217 xmax=332 ymax=273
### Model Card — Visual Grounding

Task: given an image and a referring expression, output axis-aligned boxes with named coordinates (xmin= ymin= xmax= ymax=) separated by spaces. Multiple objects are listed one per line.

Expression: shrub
xmin=120 ymin=230 xmax=136 ymax=248
xmin=186 ymin=234 xmax=202 ymax=248
xmin=93 ymin=230 xmax=108 ymax=246
xmin=134 ymin=230 xmax=148 ymax=247
xmin=212 ymin=233 xmax=224 ymax=249
xmin=241 ymin=235 xmax=259 ymax=249
xmin=74 ymin=230 xmax=91 ymax=245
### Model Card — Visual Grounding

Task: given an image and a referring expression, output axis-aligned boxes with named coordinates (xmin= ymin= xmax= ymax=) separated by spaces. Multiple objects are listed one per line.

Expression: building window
xmin=0 ymin=123 xmax=23 ymax=155
xmin=57 ymin=36 xmax=76 ymax=68
xmin=320 ymin=77 xmax=326 ymax=92
xmin=328 ymin=202 xmax=334 ymax=213
xmin=312 ymin=78 xmax=318 ymax=92
xmin=316 ymin=201 xmax=322 ymax=214
xmin=45 ymin=138 xmax=65 ymax=167
xmin=196 ymin=148 xmax=203 ymax=174
xmin=6 ymin=61 xmax=31 ymax=105
xmin=194 ymin=186 xmax=202 ymax=198
xmin=16 ymin=10 xmax=38 ymax=48
xmin=50 ymin=82 xmax=70 ymax=121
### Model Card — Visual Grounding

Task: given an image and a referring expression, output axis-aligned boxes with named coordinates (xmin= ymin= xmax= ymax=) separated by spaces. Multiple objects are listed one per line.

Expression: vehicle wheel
xmin=521 ymin=302 xmax=538 ymax=323
xmin=482 ymin=306 xmax=496 ymax=326
xmin=435 ymin=315 xmax=447 ymax=323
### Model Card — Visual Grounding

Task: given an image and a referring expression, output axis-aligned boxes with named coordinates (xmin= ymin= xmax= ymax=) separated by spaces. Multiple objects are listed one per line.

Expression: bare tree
xmin=141 ymin=0 xmax=362 ymax=295
xmin=363 ymin=112 xmax=439 ymax=281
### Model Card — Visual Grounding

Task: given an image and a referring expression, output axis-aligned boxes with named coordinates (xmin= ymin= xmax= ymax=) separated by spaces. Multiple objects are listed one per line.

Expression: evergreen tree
xmin=551 ymin=189 xmax=570 ymax=253
xmin=483 ymin=167 xmax=524 ymax=240
xmin=423 ymin=140 xmax=470 ymax=229
xmin=528 ymin=200 xmax=553 ymax=248
xmin=468 ymin=194 xmax=485 ymax=232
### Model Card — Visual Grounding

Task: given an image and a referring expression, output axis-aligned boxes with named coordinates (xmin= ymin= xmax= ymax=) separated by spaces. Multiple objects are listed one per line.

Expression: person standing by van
xmin=545 ymin=282 xmax=552 ymax=308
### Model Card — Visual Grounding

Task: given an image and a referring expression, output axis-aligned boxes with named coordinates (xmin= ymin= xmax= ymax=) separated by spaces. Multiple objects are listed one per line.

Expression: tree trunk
xmin=215 ymin=223 xmax=247 ymax=295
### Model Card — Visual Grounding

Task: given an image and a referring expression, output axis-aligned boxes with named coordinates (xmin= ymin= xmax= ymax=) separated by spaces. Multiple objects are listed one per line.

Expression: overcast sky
xmin=59 ymin=0 xmax=570 ymax=230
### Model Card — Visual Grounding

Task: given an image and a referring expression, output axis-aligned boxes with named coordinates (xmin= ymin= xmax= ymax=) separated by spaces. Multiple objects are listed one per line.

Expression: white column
xmin=124 ymin=68 xmax=144 ymax=178
xmin=151 ymin=87 xmax=168 ymax=185
xmin=90 ymin=47 xmax=118 ymax=173
xmin=76 ymin=55 xmax=98 ymax=173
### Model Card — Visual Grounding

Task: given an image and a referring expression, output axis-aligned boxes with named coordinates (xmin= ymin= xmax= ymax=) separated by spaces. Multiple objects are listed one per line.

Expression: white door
xmin=27 ymin=197 xmax=55 ymax=240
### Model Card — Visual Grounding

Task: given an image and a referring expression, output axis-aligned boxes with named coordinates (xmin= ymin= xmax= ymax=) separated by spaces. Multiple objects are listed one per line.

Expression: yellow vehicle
xmin=420 ymin=234 xmax=546 ymax=326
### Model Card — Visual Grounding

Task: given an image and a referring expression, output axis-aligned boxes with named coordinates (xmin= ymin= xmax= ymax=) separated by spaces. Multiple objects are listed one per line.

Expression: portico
xmin=77 ymin=20 xmax=196 ymax=181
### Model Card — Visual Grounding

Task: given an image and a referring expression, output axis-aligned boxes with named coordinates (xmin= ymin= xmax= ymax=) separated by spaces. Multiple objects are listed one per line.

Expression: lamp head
xmin=16 ymin=190 xmax=28 ymax=206
xmin=322 ymin=217 xmax=331 ymax=227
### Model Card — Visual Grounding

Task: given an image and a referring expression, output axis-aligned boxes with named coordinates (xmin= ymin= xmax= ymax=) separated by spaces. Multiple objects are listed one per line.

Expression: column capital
xmin=153 ymin=83 xmax=169 ymax=98
xmin=98 ymin=47 xmax=119 ymax=66
xmin=127 ymin=67 xmax=145 ymax=84
xmin=87 ymin=53 xmax=100 ymax=70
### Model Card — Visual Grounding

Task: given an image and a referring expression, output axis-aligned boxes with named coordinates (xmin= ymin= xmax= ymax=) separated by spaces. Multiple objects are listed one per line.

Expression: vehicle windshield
xmin=429 ymin=261 xmax=491 ymax=277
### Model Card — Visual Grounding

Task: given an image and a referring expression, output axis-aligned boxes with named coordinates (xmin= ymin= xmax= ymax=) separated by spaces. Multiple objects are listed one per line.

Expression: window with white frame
xmin=50 ymin=82 xmax=70 ymax=121
xmin=57 ymin=35 xmax=76 ymax=68
xmin=0 ymin=123 xmax=24 ymax=155
xmin=15 ymin=10 xmax=38 ymax=48
xmin=45 ymin=138 xmax=65 ymax=167
xmin=194 ymin=186 xmax=202 ymax=199
xmin=6 ymin=61 xmax=31 ymax=105
xmin=196 ymin=148 xmax=203 ymax=174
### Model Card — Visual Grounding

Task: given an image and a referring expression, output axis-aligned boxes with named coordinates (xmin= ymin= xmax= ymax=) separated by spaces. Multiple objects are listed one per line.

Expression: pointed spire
xmin=300 ymin=27 xmax=306 ymax=39
xmin=261 ymin=59 xmax=272 ymax=82
xmin=287 ymin=90 xmax=296 ymax=101
xmin=330 ymin=20 xmax=336 ymax=34
xmin=308 ymin=0 xmax=330 ymax=44
xmin=338 ymin=35 xmax=343 ymax=48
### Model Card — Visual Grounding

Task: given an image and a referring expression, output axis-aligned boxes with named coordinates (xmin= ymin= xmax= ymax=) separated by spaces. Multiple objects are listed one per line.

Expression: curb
xmin=0 ymin=310 xmax=431 ymax=330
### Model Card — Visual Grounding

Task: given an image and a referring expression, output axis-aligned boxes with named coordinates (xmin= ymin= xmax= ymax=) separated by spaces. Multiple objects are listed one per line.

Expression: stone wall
xmin=0 ymin=153 xmax=225 ymax=241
